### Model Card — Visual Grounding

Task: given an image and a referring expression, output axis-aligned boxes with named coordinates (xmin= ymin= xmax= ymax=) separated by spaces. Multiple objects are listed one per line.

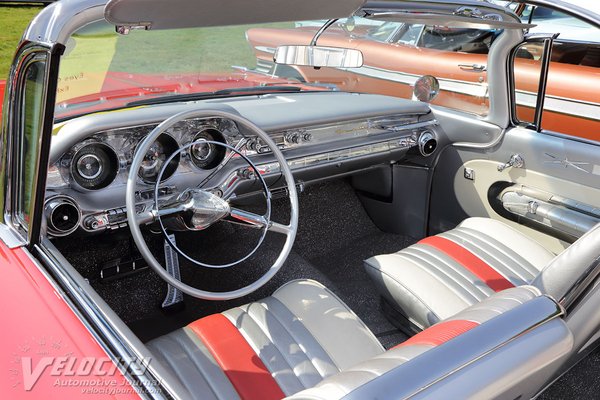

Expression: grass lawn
xmin=1 ymin=5 xmax=290 ymax=79
xmin=0 ymin=5 xmax=43 ymax=79
xmin=105 ymin=22 xmax=292 ymax=74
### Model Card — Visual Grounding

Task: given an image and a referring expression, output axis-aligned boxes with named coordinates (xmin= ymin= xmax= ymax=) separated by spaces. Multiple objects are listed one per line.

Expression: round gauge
xmin=76 ymin=154 xmax=102 ymax=180
xmin=138 ymin=134 xmax=180 ymax=183
xmin=71 ymin=143 xmax=118 ymax=190
xmin=190 ymin=128 xmax=226 ymax=169
xmin=413 ymin=75 xmax=440 ymax=103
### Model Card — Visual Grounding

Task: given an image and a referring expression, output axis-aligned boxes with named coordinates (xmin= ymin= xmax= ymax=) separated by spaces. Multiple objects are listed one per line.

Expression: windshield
xmin=55 ymin=20 xmax=306 ymax=119
xmin=56 ymin=16 xmax=498 ymax=119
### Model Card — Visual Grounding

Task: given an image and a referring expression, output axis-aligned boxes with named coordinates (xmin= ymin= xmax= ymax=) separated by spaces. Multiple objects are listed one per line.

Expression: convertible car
xmin=2 ymin=0 xmax=600 ymax=399
xmin=247 ymin=3 xmax=600 ymax=139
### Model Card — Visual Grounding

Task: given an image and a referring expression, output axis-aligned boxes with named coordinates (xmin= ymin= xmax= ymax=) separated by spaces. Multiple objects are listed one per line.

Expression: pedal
xmin=100 ymin=256 xmax=148 ymax=281
xmin=162 ymin=234 xmax=184 ymax=311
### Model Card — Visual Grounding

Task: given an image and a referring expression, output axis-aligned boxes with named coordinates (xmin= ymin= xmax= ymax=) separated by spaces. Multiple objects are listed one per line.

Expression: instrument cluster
xmin=48 ymin=118 xmax=241 ymax=192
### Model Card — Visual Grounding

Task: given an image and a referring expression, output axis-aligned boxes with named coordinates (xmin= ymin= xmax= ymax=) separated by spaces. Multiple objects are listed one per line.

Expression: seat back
xmin=532 ymin=223 xmax=600 ymax=381
xmin=533 ymin=223 xmax=600 ymax=306
xmin=287 ymin=287 xmax=573 ymax=400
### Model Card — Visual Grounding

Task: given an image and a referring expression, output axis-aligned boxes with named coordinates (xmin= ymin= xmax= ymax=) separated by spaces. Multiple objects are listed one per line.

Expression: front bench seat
xmin=146 ymin=280 xmax=385 ymax=399
xmin=146 ymin=280 xmax=572 ymax=400
xmin=365 ymin=217 xmax=600 ymax=331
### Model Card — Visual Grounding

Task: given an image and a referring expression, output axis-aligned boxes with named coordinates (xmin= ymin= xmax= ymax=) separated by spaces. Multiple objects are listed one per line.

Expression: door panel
xmin=430 ymin=125 xmax=600 ymax=254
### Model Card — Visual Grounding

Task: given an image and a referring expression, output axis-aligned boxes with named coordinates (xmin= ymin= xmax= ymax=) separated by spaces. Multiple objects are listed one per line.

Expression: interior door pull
xmin=498 ymin=154 xmax=525 ymax=172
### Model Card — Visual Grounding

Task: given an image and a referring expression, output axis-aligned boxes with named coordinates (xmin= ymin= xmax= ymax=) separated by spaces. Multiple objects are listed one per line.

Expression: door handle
xmin=458 ymin=63 xmax=487 ymax=72
xmin=498 ymin=154 xmax=525 ymax=172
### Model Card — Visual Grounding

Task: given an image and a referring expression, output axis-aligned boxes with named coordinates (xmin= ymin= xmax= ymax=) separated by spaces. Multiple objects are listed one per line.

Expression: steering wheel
xmin=126 ymin=109 xmax=299 ymax=300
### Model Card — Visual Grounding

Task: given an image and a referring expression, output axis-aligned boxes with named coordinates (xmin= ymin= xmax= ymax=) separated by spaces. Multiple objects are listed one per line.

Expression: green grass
xmin=109 ymin=22 xmax=292 ymax=74
xmin=0 ymin=5 xmax=43 ymax=79
xmin=1 ymin=6 xmax=290 ymax=79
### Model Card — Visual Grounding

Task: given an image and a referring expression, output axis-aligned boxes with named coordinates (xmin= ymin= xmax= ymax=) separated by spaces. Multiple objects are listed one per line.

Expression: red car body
xmin=0 ymin=80 xmax=5 ymax=122
xmin=0 ymin=242 xmax=139 ymax=398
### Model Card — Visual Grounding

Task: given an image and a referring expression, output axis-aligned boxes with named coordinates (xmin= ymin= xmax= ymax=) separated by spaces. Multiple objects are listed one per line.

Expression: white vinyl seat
xmin=146 ymin=279 xmax=572 ymax=400
xmin=365 ymin=217 xmax=600 ymax=331
xmin=146 ymin=280 xmax=386 ymax=399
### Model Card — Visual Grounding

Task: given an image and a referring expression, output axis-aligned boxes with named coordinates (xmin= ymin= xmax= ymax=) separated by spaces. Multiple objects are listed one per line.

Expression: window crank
xmin=497 ymin=154 xmax=525 ymax=172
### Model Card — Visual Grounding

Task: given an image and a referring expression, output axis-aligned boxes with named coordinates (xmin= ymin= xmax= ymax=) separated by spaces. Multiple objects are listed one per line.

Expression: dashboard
xmin=45 ymin=92 xmax=439 ymax=237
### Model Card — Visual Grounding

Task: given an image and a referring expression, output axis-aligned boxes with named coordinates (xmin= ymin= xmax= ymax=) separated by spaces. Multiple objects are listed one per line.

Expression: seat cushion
xmin=146 ymin=280 xmax=385 ymax=400
xmin=364 ymin=217 xmax=555 ymax=330
xmin=287 ymin=286 xmax=570 ymax=400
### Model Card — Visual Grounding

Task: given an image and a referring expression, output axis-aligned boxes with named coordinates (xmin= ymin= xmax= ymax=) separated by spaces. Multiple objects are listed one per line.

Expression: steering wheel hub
xmin=179 ymin=189 xmax=231 ymax=231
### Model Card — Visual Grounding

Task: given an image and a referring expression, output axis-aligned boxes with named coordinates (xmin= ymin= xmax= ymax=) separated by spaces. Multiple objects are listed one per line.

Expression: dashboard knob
xmin=285 ymin=131 xmax=301 ymax=144
xmin=418 ymin=131 xmax=437 ymax=157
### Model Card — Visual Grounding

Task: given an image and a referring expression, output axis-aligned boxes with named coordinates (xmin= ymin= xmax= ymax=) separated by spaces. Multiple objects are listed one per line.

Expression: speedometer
xmin=190 ymin=128 xmax=226 ymax=169
xmin=137 ymin=134 xmax=180 ymax=183
xmin=71 ymin=143 xmax=119 ymax=190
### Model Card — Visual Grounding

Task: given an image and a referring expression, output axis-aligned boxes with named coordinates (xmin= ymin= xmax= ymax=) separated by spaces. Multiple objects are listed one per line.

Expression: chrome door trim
xmin=34 ymin=240 xmax=178 ymax=399
xmin=0 ymin=224 xmax=26 ymax=249
xmin=0 ymin=42 xmax=53 ymax=244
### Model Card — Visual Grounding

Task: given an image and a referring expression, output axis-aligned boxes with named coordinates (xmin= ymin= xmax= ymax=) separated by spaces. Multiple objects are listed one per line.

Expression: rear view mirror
xmin=274 ymin=45 xmax=364 ymax=68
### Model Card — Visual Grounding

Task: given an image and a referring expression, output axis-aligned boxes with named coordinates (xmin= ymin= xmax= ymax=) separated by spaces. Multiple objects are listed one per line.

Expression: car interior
xmin=25 ymin=0 xmax=600 ymax=398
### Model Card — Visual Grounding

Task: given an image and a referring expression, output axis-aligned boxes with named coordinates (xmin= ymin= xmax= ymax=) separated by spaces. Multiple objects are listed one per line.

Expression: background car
xmin=248 ymin=8 xmax=600 ymax=140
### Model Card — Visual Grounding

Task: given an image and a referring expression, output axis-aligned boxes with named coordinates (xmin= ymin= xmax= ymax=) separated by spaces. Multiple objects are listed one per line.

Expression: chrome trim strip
xmin=341 ymin=65 xmax=489 ymax=98
xmin=0 ymin=223 xmax=26 ymax=249
xmin=515 ymin=90 xmax=600 ymax=121
xmin=34 ymin=241 xmax=175 ymax=399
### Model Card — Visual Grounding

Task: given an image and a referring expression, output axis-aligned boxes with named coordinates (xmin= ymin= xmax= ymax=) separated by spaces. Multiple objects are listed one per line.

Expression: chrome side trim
xmin=35 ymin=240 xmax=180 ymax=399
xmin=452 ymin=128 xmax=506 ymax=149
xmin=515 ymin=90 xmax=600 ymax=122
xmin=0 ymin=224 xmax=26 ymax=249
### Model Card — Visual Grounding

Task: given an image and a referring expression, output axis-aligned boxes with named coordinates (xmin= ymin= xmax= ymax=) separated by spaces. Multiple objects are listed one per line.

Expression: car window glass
xmin=396 ymin=24 xmax=423 ymax=45
xmin=366 ymin=21 xmax=401 ymax=42
xmin=513 ymin=42 xmax=543 ymax=125
xmin=18 ymin=60 xmax=46 ymax=227
xmin=57 ymin=18 xmax=497 ymax=119
xmin=515 ymin=6 xmax=600 ymax=140
xmin=420 ymin=27 xmax=497 ymax=54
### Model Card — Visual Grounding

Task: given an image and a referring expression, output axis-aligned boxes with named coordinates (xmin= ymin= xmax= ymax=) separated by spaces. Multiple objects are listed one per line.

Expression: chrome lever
xmin=498 ymin=154 xmax=525 ymax=172
xmin=458 ymin=63 xmax=487 ymax=72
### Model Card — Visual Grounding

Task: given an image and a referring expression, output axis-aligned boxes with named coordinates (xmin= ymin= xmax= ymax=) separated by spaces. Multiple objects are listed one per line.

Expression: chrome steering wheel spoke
xmin=227 ymin=207 xmax=291 ymax=235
